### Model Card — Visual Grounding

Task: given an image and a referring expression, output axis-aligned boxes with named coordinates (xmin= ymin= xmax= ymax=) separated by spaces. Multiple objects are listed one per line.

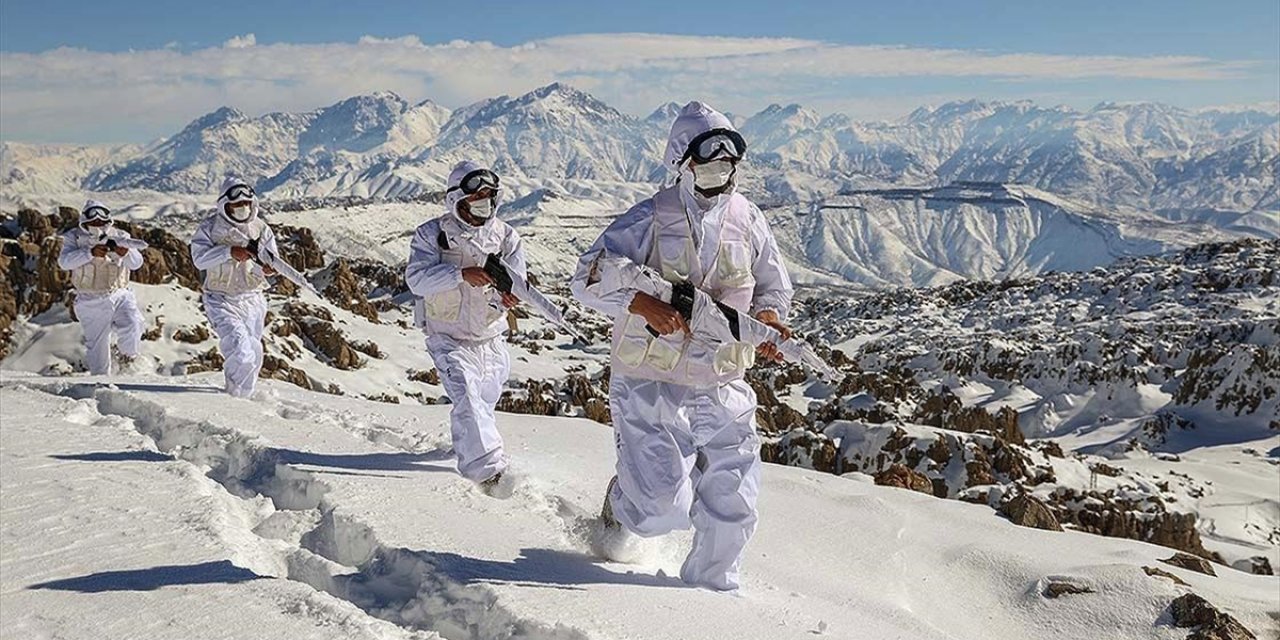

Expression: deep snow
xmin=2 ymin=374 xmax=1276 ymax=639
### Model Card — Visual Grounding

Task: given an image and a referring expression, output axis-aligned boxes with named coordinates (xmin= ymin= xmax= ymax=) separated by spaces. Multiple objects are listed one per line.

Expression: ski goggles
xmin=448 ymin=169 xmax=500 ymax=196
xmin=683 ymin=128 xmax=747 ymax=164
xmin=82 ymin=206 xmax=111 ymax=222
xmin=221 ymin=183 xmax=256 ymax=202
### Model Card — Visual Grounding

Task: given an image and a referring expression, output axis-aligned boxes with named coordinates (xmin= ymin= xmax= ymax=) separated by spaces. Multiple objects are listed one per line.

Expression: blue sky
xmin=2 ymin=0 xmax=1277 ymax=142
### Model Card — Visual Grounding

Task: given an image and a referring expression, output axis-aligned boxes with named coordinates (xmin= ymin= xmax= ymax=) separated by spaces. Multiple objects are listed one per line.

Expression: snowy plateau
xmin=1 ymin=83 xmax=1277 ymax=639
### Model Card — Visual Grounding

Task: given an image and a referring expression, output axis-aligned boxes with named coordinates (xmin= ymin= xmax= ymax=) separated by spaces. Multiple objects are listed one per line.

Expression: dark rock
xmin=1090 ymin=462 xmax=1123 ymax=477
xmin=1034 ymin=441 xmax=1065 ymax=458
xmin=1043 ymin=581 xmax=1094 ymax=598
xmin=873 ymin=463 xmax=933 ymax=495
xmin=350 ymin=339 xmax=383 ymax=358
xmin=182 ymin=347 xmax=224 ymax=374
xmin=1000 ymin=494 xmax=1063 ymax=531
xmin=764 ymin=430 xmax=840 ymax=474
xmin=273 ymin=224 xmax=326 ymax=270
xmin=260 ymin=353 xmax=319 ymax=391
xmin=497 ymin=379 xmax=558 ymax=416
xmin=1142 ymin=566 xmax=1189 ymax=586
xmin=141 ymin=317 xmax=164 ymax=341
xmin=1161 ymin=552 xmax=1217 ymax=576
xmin=320 ymin=258 xmax=379 ymax=323
xmin=120 ymin=222 xmax=201 ymax=290
xmin=1168 ymin=593 xmax=1256 ymax=640
xmin=172 ymin=325 xmax=211 ymax=344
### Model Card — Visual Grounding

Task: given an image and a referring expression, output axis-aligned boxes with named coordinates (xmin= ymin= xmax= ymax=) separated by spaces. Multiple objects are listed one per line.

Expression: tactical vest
xmin=68 ymin=231 xmax=131 ymax=294
xmin=414 ymin=215 xmax=508 ymax=342
xmin=202 ymin=218 xmax=269 ymax=295
xmin=610 ymin=187 xmax=758 ymax=386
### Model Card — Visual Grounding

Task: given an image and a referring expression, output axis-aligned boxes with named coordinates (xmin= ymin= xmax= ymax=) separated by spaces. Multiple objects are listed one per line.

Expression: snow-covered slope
xmin=3 ymin=378 xmax=1275 ymax=639
xmin=1 ymin=141 xmax=142 ymax=197
xmin=771 ymin=183 xmax=1185 ymax=287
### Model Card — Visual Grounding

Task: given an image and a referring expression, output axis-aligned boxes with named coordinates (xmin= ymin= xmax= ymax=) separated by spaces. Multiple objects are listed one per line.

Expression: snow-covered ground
xmin=3 ymin=375 xmax=1276 ymax=640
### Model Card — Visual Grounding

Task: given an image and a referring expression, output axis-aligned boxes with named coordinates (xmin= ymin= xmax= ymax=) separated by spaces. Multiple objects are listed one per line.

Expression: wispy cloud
xmin=0 ymin=33 xmax=1265 ymax=143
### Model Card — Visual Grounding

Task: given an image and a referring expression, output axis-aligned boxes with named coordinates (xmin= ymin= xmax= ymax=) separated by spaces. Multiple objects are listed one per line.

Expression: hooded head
xmin=664 ymin=101 xmax=745 ymax=199
xmin=445 ymin=160 xmax=501 ymax=226
xmin=79 ymin=199 xmax=112 ymax=232
xmin=216 ymin=176 xmax=259 ymax=225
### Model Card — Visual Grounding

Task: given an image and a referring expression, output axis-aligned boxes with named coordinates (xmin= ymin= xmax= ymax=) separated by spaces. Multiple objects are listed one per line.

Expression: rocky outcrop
xmin=1161 ymin=552 xmax=1217 ymax=576
xmin=1043 ymin=581 xmax=1093 ymax=598
xmin=1142 ymin=566 xmax=1188 ymax=586
xmin=1 ymin=209 xmax=74 ymax=357
xmin=181 ymin=347 xmax=224 ymax=374
xmin=1050 ymin=488 xmax=1214 ymax=559
xmin=272 ymin=302 xmax=366 ymax=370
xmin=564 ymin=373 xmax=610 ymax=425
xmin=1168 ymin=594 xmax=1257 ymax=640
xmin=119 ymin=222 xmax=201 ymax=290
xmin=762 ymin=430 xmax=839 ymax=474
xmin=347 ymin=258 xmax=409 ymax=300
xmin=318 ymin=258 xmax=379 ymax=322
xmin=260 ymin=353 xmax=315 ymax=391
xmin=1000 ymin=494 xmax=1063 ymax=531
xmin=172 ymin=325 xmax=211 ymax=344
xmin=913 ymin=388 xmax=1025 ymax=445
xmin=874 ymin=463 xmax=933 ymax=495
xmin=494 ymin=374 xmax=612 ymax=424
xmin=497 ymin=379 xmax=559 ymax=416
xmin=273 ymin=224 xmax=325 ymax=270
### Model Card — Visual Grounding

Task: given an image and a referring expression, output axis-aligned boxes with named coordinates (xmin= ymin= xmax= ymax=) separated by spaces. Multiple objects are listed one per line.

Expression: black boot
xmin=600 ymin=476 xmax=621 ymax=529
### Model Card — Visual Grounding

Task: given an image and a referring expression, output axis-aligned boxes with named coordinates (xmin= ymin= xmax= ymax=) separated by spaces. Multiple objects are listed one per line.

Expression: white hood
xmin=216 ymin=176 xmax=259 ymax=226
xmin=78 ymin=199 xmax=111 ymax=232
xmin=444 ymin=160 xmax=501 ymax=225
xmin=663 ymin=101 xmax=738 ymax=171
xmin=663 ymin=101 xmax=741 ymax=212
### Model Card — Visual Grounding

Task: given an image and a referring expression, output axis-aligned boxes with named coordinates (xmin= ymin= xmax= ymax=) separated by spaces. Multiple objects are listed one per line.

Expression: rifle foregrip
xmin=483 ymin=254 xmax=515 ymax=294
xmin=670 ymin=281 xmax=696 ymax=321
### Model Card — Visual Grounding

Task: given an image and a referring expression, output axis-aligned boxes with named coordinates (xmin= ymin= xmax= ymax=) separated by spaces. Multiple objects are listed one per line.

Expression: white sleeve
xmin=502 ymin=226 xmax=529 ymax=281
xmin=119 ymin=231 xmax=144 ymax=271
xmin=570 ymin=202 xmax=653 ymax=318
xmin=122 ymin=247 xmax=144 ymax=271
xmin=405 ymin=222 xmax=462 ymax=297
xmin=190 ymin=221 xmax=232 ymax=271
xmin=57 ymin=232 xmax=93 ymax=270
xmin=747 ymin=205 xmax=794 ymax=321
xmin=258 ymin=225 xmax=281 ymax=257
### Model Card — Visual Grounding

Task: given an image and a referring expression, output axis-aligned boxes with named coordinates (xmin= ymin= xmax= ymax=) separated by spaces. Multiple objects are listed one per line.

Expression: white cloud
xmin=222 ymin=33 xmax=256 ymax=49
xmin=0 ymin=33 xmax=1267 ymax=143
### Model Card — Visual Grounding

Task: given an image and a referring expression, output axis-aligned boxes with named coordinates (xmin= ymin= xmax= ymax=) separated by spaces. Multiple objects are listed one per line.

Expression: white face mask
xmin=465 ymin=197 xmax=494 ymax=220
xmin=692 ymin=159 xmax=736 ymax=191
xmin=228 ymin=203 xmax=253 ymax=223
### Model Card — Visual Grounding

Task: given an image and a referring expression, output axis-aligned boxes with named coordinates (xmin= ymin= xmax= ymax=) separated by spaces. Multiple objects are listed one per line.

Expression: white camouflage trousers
xmin=204 ymin=291 xmax=267 ymax=398
xmin=76 ymin=289 xmax=144 ymax=375
xmin=607 ymin=374 xmax=762 ymax=591
xmin=427 ymin=333 xmax=511 ymax=483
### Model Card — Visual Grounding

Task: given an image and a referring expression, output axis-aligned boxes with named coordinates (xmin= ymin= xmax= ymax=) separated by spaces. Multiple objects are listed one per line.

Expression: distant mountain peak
xmin=485 ymin=82 xmax=629 ymax=123
xmin=186 ymin=106 xmax=246 ymax=131
xmin=646 ymin=102 xmax=683 ymax=125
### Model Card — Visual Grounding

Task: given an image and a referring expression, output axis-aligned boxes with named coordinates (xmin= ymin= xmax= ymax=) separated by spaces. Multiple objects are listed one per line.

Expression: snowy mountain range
xmin=8 ymin=85 xmax=1277 ymax=212
xmin=2 ymin=83 xmax=1276 ymax=287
